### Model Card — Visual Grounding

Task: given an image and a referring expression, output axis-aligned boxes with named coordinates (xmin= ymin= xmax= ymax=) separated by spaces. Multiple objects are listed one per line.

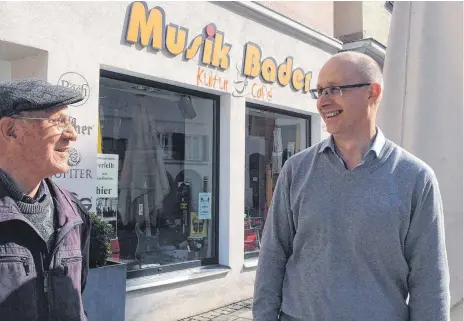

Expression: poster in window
xmin=198 ymin=192 xmax=212 ymax=220
xmin=190 ymin=212 xmax=207 ymax=239
xmin=96 ymin=154 xmax=119 ymax=198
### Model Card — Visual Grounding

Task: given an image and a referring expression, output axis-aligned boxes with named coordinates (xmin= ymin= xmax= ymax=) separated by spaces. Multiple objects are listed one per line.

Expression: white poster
xmin=97 ymin=154 xmax=119 ymax=198
xmin=198 ymin=192 xmax=212 ymax=220
xmin=52 ymin=72 xmax=97 ymax=212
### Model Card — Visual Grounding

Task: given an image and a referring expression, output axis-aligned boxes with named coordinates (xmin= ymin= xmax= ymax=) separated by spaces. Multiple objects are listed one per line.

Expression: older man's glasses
xmin=309 ymin=83 xmax=371 ymax=99
xmin=11 ymin=115 xmax=73 ymax=132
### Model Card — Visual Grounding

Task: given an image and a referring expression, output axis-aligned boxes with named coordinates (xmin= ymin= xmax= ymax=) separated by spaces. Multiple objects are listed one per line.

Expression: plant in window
xmin=88 ymin=212 xmax=113 ymax=268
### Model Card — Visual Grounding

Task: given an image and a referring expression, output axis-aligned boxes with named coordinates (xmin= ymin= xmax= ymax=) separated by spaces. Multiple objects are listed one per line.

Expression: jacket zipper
xmin=0 ymin=256 xmax=30 ymax=275
xmin=43 ymin=219 xmax=83 ymax=320
xmin=43 ymin=270 xmax=48 ymax=293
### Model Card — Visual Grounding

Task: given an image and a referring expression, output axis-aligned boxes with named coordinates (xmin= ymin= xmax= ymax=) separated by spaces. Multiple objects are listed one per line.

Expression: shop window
xmin=98 ymin=71 xmax=219 ymax=276
xmin=244 ymin=104 xmax=310 ymax=258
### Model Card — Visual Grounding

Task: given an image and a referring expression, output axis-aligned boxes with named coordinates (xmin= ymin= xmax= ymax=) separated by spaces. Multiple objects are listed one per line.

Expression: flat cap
xmin=0 ymin=79 xmax=84 ymax=118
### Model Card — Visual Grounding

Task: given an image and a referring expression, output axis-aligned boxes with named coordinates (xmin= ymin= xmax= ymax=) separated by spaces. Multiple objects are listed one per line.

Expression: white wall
xmin=0 ymin=2 xmax=337 ymax=320
xmin=379 ymin=1 xmax=463 ymax=310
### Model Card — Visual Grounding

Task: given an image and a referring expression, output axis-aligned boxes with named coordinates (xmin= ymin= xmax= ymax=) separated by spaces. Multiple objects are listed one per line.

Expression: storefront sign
xmin=125 ymin=2 xmax=231 ymax=70
xmin=96 ymin=154 xmax=119 ymax=198
xmin=242 ymin=43 xmax=312 ymax=93
xmin=196 ymin=67 xmax=228 ymax=92
xmin=198 ymin=192 xmax=212 ymax=220
xmin=53 ymin=71 xmax=97 ymax=212
xmin=124 ymin=2 xmax=313 ymax=94
xmin=232 ymin=63 xmax=273 ymax=101
xmin=53 ymin=145 xmax=95 ymax=211
xmin=57 ymin=72 xmax=90 ymax=106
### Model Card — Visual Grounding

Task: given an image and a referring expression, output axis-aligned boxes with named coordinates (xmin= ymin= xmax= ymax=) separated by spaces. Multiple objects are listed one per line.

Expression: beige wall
xmin=334 ymin=1 xmax=364 ymax=42
xmin=362 ymin=1 xmax=391 ymax=45
xmin=258 ymin=1 xmax=391 ymax=46
xmin=334 ymin=1 xmax=391 ymax=46
xmin=258 ymin=1 xmax=334 ymax=36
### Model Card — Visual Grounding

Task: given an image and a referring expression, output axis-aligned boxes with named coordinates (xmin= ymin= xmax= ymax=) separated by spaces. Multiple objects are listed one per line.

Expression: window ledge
xmin=126 ymin=265 xmax=231 ymax=292
xmin=243 ymin=257 xmax=259 ymax=270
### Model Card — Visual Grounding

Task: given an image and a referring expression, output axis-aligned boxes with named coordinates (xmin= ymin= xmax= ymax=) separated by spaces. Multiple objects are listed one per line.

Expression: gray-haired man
xmin=0 ymin=79 xmax=91 ymax=320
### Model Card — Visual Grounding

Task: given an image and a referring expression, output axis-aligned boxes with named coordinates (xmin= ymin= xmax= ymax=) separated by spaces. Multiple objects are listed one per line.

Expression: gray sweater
xmin=253 ymin=136 xmax=450 ymax=321
xmin=0 ymin=169 xmax=56 ymax=250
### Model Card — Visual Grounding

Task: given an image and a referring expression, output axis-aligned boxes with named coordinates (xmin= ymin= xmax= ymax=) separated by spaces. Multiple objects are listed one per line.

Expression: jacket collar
xmin=0 ymin=178 xmax=81 ymax=227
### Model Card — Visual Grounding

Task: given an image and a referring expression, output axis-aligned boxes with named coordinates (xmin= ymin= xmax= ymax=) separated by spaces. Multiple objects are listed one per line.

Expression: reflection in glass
xmin=244 ymin=106 xmax=309 ymax=255
xmin=99 ymin=77 xmax=216 ymax=272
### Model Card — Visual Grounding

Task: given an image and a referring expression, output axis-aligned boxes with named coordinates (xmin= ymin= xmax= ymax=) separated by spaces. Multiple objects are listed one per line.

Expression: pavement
xmin=178 ymin=298 xmax=253 ymax=321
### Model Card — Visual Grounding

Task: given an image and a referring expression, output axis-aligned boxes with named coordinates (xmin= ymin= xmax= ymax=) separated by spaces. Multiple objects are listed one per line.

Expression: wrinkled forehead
xmin=317 ymin=58 xmax=362 ymax=87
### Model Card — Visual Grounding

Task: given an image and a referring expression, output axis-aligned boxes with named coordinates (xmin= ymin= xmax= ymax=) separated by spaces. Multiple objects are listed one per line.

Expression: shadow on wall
xmin=0 ymin=40 xmax=48 ymax=81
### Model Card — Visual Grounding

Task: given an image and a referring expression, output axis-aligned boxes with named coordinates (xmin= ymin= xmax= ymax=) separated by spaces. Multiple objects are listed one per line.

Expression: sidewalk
xmin=178 ymin=298 xmax=253 ymax=321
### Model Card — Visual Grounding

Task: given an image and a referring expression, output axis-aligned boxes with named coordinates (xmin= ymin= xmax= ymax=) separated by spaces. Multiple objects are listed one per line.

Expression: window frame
xmin=244 ymin=102 xmax=311 ymax=259
xmin=99 ymin=70 xmax=221 ymax=278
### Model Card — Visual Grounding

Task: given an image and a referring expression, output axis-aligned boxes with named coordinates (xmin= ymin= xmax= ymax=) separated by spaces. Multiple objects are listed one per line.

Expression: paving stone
xmin=229 ymin=308 xmax=252 ymax=319
xmin=178 ymin=299 xmax=253 ymax=321
xmin=210 ymin=316 xmax=238 ymax=321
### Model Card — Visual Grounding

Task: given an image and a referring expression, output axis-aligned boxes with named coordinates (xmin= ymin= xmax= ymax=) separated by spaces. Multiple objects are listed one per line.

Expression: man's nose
xmin=317 ymin=93 xmax=332 ymax=109
xmin=62 ymin=123 xmax=78 ymax=141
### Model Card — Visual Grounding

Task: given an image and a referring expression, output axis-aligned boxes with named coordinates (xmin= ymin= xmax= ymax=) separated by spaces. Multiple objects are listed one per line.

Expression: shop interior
xmin=98 ymin=75 xmax=217 ymax=272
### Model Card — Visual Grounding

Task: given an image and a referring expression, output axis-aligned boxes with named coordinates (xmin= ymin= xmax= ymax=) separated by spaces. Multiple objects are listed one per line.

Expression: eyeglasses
xmin=11 ymin=115 xmax=73 ymax=132
xmin=309 ymin=83 xmax=371 ymax=99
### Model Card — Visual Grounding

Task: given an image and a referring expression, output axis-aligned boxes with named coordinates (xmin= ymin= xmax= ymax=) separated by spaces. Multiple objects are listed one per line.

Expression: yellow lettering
xmin=291 ymin=68 xmax=304 ymax=91
xmin=211 ymin=33 xmax=232 ymax=70
xmin=304 ymin=72 xmax=313 ymax=93
xmin=243 ymin=43 xmax=261 ymax=78
xmin=261 ymin=58 xmax=277 ymax=83
xmin=277 ymin=57 xmax=293 ymax=86
xmin=202 ymin=38 xmax=214 ymax=65
xmin=185 ymin=35 xmax=203 ymax=60
xmin=165 ymin=24 xmax=188 ymax=55
xmin=125 ymin=2 xmax=165 ymax=49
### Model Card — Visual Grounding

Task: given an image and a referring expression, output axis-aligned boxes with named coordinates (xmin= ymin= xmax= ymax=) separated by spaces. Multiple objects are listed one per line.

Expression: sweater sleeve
xmin=405 ymin=172 xmax=450 ymax=321
xmin=252 ymin=162 xmax=295 ymax=321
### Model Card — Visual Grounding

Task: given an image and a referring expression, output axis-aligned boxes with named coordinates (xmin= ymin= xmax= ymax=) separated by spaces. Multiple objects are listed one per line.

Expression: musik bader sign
xmin=124 ymin=1 xmax=314 ymax=95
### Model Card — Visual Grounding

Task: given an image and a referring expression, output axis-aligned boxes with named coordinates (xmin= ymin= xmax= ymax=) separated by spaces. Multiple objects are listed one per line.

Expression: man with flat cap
xmin=0 ymin=79 xmax=91 ymax=320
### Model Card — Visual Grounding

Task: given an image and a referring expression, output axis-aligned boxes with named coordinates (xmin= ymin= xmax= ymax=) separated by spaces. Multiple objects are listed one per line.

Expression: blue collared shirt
xmin=318 ymin=127 xmax=386 ymax=169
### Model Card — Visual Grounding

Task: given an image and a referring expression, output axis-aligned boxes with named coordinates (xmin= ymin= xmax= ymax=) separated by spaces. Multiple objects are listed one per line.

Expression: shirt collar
xmin=318 ymin=127 xmax=386 ymax=158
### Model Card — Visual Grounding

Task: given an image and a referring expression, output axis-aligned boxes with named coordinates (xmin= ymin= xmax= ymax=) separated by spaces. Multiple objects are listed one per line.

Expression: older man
xmin=253 ymin=52 xmax=450 ymax=321
xmin=0 ymin=79 xmax=91 ymax=320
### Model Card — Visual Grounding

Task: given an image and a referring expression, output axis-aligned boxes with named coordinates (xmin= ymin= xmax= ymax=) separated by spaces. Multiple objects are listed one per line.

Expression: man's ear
xmin=0 ymin=118 xmax=17 ymax=140
xmin=368 ymin=83 xmax=382 ymax=102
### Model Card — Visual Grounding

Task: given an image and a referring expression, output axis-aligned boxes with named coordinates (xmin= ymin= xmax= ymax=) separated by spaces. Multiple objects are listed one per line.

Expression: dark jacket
xmin=0 ymin=178 xmax=91 ymax=321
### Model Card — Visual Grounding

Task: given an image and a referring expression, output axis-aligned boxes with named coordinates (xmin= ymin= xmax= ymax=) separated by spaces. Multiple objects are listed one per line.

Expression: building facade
xmin=0 ymin=1 xmax=341 ymax=320
xmin=4 ymin=2 xmax=459 ymax=321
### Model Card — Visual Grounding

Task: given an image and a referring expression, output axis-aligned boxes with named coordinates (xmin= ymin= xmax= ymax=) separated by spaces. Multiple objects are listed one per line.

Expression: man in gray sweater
xmin=252 ymin=52 xmax=450 ymax=321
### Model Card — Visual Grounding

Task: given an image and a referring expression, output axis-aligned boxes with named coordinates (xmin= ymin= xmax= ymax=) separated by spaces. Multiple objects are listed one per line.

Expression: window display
xmin=244 ymin=105 xmax=310 ymax=256
xmin=98 ymin=74 xmax=218 ymax=274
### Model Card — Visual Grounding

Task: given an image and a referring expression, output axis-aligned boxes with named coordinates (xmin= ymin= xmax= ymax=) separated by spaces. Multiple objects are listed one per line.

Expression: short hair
xmin=331 ymin=51 xmax=383 ymax=87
